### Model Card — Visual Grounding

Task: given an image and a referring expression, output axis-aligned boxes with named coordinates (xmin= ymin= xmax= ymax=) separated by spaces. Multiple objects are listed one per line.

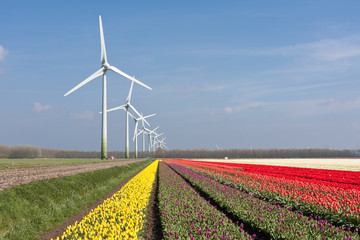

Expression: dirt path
xmin=0 ymin=160 xmax=145 ymax=191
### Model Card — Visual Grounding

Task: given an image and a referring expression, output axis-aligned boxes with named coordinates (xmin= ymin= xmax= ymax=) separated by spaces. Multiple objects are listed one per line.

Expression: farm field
xmin=0 ymin=158 xmax=143 ymax=170
xmin=189 ymin=158 xmax=360 ymax=171
xmin=164 ymin=159 xmax=360 ymax=239
xmin=0 ymin=159 xmax=146 ymax=190
xmin=1 ymin=158 xmax=360 ymax=239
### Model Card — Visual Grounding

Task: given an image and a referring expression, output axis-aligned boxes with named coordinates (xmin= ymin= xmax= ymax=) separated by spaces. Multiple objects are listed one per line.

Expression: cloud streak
xmin=73 ymin=110 xmax=94 ymax=120
xmin=34 ymin=102 xmax=52 ymax=113
xmin=0 ymin=45 xmax=8 ymax=61
xmin=224 ymin=102 xmax=268 ymax=114
xmin=266 ymin=97 xmax=360 ymax=117
xmin=256 ymin=36 xmax=360 ymax=61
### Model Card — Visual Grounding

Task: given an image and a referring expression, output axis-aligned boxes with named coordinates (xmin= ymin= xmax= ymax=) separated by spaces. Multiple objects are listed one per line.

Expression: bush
xmin=9 ymin=145 xmax=42 ymax=158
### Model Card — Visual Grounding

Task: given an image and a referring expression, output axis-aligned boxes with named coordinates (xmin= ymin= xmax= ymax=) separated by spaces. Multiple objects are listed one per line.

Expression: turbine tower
xmin=64 ymin=15 xmax=151 ymax=160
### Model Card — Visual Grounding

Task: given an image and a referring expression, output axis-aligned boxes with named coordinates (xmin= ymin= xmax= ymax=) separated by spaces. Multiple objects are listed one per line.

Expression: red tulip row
xmin=165 ymin=159 xmax=360 ymax=228
xmin=167 ymin=159 xmax=360 ymax=189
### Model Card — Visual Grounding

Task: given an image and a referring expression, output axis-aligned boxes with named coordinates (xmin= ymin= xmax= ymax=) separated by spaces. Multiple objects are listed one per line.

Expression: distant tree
xmin=152 ymin=148 xmax=358 ymax=159
xmin=0 ymin=145 xmax=10 ymax=158
xmin=9 ymin=145 xmax=42 ymax=158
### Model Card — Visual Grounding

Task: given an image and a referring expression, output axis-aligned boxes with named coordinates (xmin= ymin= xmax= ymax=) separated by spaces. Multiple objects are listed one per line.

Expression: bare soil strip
xmin=0 ymin=160 xmax=145 ymax=191
xmin=142 ymin=164 xmax=163 ymax=240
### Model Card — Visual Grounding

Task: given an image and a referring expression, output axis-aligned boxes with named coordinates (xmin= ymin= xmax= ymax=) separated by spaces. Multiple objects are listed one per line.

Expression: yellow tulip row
xmin=52 ymin=160 xmax=159 ymax=240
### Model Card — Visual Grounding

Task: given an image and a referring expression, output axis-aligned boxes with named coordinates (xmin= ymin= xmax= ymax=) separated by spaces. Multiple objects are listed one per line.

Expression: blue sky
xmin=1 ymin=1 xmax=360 ymax=151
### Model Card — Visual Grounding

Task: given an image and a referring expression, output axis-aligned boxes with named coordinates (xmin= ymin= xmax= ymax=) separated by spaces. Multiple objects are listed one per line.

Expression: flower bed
xmin=158 ymin=161 xmax=250 ymax=239
xmin=52 ymin=160 xmax=159 ymax=240
xmin=169 ymin=162 xmax=359 ymax=240
xmin=166 ymin=159 xmax=360 ymax=227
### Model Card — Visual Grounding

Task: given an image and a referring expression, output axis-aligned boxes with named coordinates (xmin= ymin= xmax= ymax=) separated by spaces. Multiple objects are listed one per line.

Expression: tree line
xmin=152 ymin=148 xmax=359 ymax=159
xmin=0 ymin=144 xmax=359 ymax=159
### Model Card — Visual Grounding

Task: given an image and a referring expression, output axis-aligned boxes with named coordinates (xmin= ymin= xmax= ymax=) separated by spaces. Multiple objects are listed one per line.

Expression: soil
xmin=0 ymin=160 xmax=145 ymax=191
xmin=142 ymin=164 xmax=163 ymax=240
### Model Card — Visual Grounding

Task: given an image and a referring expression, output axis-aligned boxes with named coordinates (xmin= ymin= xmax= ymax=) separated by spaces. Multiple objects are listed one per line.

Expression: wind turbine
xmin=128 ymin=112 xmax=156 ymax=158
xmin=107 ymin=80 xmax=149 ymax=158
xmin=158 ymin=137 xmax=168 ymax=149
xmin=153 ymin=132 xmax=164 ymax=150
xmin=144 ymin=126 xmax=159 ymax=153
xmin=64 ymin=15 xmax=151 ymax=160
xmin=137 ymin=112 xmax=156 ymax=156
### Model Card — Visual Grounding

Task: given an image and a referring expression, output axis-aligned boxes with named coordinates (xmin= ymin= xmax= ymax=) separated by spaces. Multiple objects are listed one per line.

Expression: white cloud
xmin=193 ymin=36 xmax=360 ymax=75
xmin=74 ymin=110 xmax=94 ymax=120
xmin=264 ymin=97 xmax=360 ymax=117
xmin=224 ymin=107 xmax=234 ymax=114
xmin=0 ymin=45 xmax=8 ymax=61
xmin=223 ymin=102 xmax=268 ymax=114
xmin=253 ymin=36 xmax=360 ymax=61
xmin=33 ymin=102 xmax=52 ymax=113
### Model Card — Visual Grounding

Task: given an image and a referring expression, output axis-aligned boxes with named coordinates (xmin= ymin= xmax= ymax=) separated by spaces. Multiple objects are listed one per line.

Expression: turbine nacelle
xmin=102 ymin=62 xmax=111 ymax=70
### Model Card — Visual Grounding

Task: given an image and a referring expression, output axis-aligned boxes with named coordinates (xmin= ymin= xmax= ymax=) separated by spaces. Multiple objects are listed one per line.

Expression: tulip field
xmin=51 ymin=159 xmax=360 ymax=239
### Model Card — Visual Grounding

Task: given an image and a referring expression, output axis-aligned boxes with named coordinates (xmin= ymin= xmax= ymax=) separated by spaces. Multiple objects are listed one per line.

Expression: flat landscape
xmin=1 ymin=158 xmax=359 ymax=240
xmin=3 ymin=1 xmax=360 ymax=239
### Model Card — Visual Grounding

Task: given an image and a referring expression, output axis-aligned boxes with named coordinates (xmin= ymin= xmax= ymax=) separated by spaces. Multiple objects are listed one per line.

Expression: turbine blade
xmin=107 ymin=104 xmax=127 ymax=113
xmin=142 ymin=113 xmax=156 ymax=126
xmin=108 ymin=66 xmax=152 ymax=90
xmin=143 ymin=118 xmax=150 ymax=127
xmin=133 ymin=121 xmax=139 ymax=141
xmin=143 ymin=113 xmax=156 ymax=119
xmin=151 ymin=126 xmax=160 ymax=133
xmin=129 ymin=104 xmax=141 ymax=118
xmin=64 ymin=68 xmax=103 ymax=96
xmin=128 ymin=111 xmax=136 ymax=120
xmin=99 ymin=15 xmax=107 ymax=64
xmin=126 ymin=80 xmax=134 ymax=103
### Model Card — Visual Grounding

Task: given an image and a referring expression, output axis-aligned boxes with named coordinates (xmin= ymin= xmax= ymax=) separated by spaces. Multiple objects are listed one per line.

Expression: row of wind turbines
xmin=64 ymin=15 xmax=167 ymax=160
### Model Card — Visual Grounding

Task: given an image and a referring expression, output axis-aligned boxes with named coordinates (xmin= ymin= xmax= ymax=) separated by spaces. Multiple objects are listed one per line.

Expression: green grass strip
xmin=0 ymin=159 xmax=153 ymax=240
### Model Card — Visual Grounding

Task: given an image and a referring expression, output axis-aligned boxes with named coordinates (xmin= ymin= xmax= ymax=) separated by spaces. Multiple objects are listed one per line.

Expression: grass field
xmin=0 ymin=158 xmax=140 ymax=170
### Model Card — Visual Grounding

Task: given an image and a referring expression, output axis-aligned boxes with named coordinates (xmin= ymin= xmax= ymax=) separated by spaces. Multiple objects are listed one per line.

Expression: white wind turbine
xmin=64 ymin=15 xmax=151 ymax=160
xmin=153 ymin=132 xmax=164 ymax=151
xmin=107 ymin=80 xmax=149 ymax=158
xmin=158 ymin=137 xmax=168 ymax=149
xmin=136 ymin=113 xmax=154 ymax=157
xmin=143 ymin=126 xmax=159 ymax=153
xmin=128 ymin=111 xmax=156 ymax=158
